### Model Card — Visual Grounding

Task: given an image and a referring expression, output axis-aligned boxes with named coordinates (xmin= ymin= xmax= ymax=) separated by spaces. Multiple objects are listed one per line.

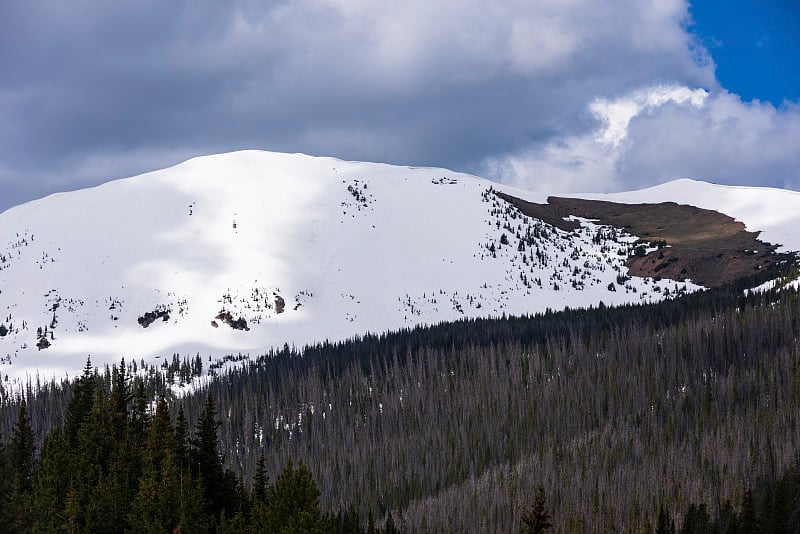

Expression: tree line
xmin=2 ymin=264 xmax=800 ymax=531
xmin=0 ymin=359 xmax=399 ymax=533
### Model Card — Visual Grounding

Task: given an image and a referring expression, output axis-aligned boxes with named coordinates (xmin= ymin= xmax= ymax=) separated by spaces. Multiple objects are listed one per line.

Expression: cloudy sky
xmin=1 ymin=0 xmax=798 ymax=212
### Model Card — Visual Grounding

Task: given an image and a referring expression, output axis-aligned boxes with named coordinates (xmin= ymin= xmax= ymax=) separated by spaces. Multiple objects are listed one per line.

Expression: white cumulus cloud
xmin=484 ymin=86 xmax=800 ymax=193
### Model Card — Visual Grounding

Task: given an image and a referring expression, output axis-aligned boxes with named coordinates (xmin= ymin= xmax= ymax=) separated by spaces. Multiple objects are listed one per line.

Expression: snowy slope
xmin=0 ymin=151 xmax=790 ymax=386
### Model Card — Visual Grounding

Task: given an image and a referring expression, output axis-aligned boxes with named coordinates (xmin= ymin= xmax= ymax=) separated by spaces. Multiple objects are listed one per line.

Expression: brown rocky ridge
xmin=496 ymin=192 xmax=794 ymax=288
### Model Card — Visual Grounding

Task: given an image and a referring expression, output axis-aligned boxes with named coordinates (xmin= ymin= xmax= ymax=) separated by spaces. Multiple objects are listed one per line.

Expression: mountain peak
xmin=0 ymin=151 xmax=796 ymax=386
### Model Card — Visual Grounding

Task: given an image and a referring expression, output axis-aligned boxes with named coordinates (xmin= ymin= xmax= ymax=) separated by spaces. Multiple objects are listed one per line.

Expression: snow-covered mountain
xmin=1 ymin=151 xmax=797 ymax=385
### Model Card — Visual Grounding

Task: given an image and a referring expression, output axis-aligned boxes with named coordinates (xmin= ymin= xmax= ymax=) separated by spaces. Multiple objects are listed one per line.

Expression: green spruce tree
xmin=521 ymin=485 xmax=552 ymax=534
xmin=259 ymin=456 xmax=328 ymax=533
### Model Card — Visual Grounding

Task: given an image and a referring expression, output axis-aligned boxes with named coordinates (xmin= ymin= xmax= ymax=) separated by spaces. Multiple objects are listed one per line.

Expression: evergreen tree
xmin=521 ymin=485 xmax=552 ymax=534
xmin=109 ymin=358 xmax=130 ymax=432
xmin=147 ymin=396 xmax=174 ymax=471
xmin=10 ymin=398 xmax=35 ymax=492
xmin=332 ymin=505 xmax=361 ymax=534
xmin=2 ymin=398 xmax=37 ymax=531
xmin=259 ymin=456 xmax=328 ymax=533
xmin=252 ymin=451 xmax=269 ymax=506
xmin=65 ymin=358 xmax=96 ymax=444
xmin=714 ymin=500 xmax=738 ymax=534
xmin=130 ymin=380 xmax=150 ymax=441
xmin=128 ymin=449 xmax=209 ymax=533
xmin=0 ymin=435 xmax=10 ymax=531
xmin=191 ymin=393 xmax=237 ymax=519
xmin=679 ymin=503 xmax=711 ymax=534
xmin=31 ymin=427 xmax=71 ymax=532
xmin=62 ymin=483 xmax=81 ymax=533
xmin=383 ymin=511 xmax=399 ymax=534
xmin=656 ymin=504 xmax=676 ymax=534
xmin=738 ymin=489 xmax=760 ymax=534
xmin=79 ymin=387 xmax=135 ymax=533
xmin=174 ymin=403 xmax=190 ymax=468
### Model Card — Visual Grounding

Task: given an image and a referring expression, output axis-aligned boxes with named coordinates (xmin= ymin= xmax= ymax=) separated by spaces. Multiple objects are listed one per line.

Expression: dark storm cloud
xmin=4 ymin=0 xmax=792 ymax=213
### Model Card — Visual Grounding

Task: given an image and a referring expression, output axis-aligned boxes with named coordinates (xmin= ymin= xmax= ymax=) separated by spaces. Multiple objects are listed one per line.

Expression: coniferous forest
xmin=2 ymin=268 xmax=800 ymax=532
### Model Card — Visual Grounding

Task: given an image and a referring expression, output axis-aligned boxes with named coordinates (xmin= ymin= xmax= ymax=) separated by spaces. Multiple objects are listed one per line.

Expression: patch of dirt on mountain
xmin=497 ymin=192 xmax=791 ymax=287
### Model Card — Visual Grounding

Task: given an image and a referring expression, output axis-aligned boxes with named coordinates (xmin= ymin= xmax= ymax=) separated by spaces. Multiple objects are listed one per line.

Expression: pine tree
xmin=193 ymin=395 xmax=221 ymax=472
xmin=65 ymin=358 xmax=96 ymax=444
xmin=147 ymin=396 xmax=174 ymax=471
xmin=714 ymin=500 xmax=738 ymax=534
xmin=679 ymin=503 xmax=711 ymax=534
xmin=252 ymin=451 xmax=269 ymax=506
xmin=109 ymin=358 xmax=130 ymax=431
xmin=129 ymin=450 xmax=207 ymax=533
xmin=2 ymin=398 xmax=36 ymax=531
xmin=62 ymin=483 xmax=81 ymax=533
xmin=739 ymin=489 xmax=760 ymax=533
xmin=10 ymin=398 xmax=35 ymax=493
xmin=656 ymin=504 xmax=676 ymax=534
xmin=332 ymin=504 xmax=361 ymax=534
xmin=80 ymin=387 xmax=134 ymax=533
xmin=261 ymin=456 xmax=327 ymax=533
xmin=31 ymin=427 xmax=71 ymax=532
xmin=130 ymin=380 xmax=150 ymax=440
xmin=0 ymin=435 xmax=10 ymax=531
xmin=174 ymin=403 xmax=190 ymax=468
xmin=384 ymin=511 xmax=399 ymax=534
xmin=521 ymin=485 xmax=552 ymax=533
xmin=191 ymin=393 xmax=237 ymax=519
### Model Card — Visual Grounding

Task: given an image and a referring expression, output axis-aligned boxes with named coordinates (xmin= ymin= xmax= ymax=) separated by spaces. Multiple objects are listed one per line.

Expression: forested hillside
xmin=0 ymin=366 xmax=373 ymax=532
xmin=2 ymin=267 xmax=800 ymax=532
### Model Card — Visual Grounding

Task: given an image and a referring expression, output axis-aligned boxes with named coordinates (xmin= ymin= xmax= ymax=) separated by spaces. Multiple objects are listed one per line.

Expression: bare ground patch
xmin=497 ymin=192 xmax=793 ymax=287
